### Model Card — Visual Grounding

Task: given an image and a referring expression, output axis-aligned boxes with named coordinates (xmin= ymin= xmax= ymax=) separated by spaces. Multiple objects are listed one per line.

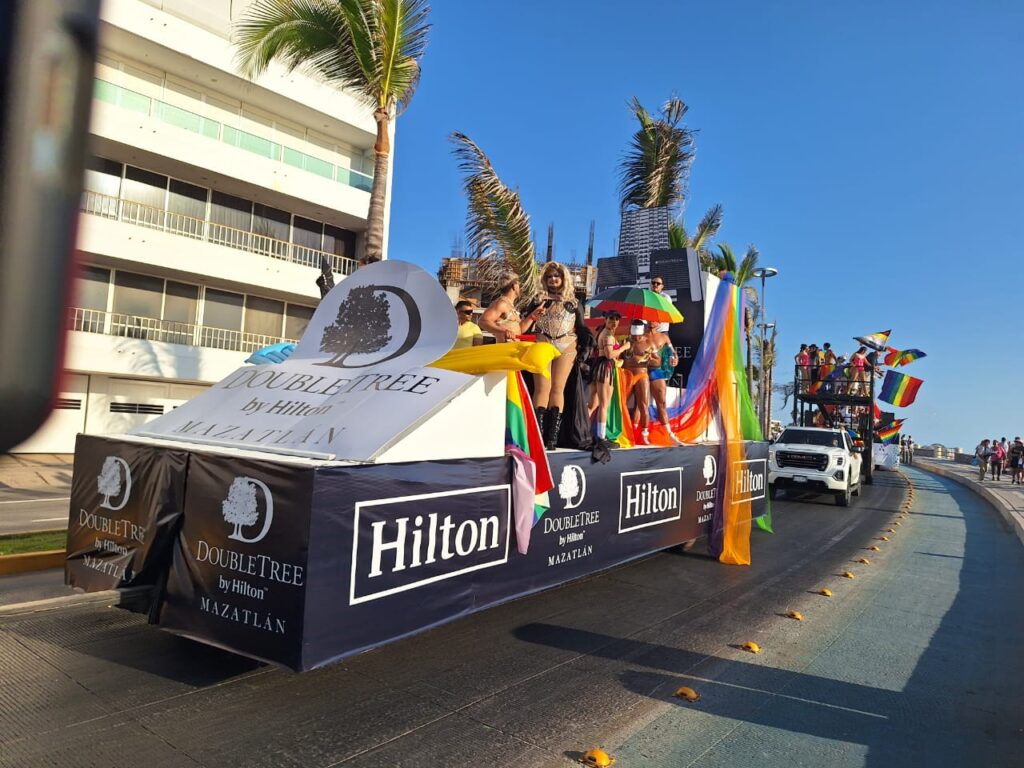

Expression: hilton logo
xmin=731 ymin=459 xmax=767 ymax=504
xmin=618 ymin=468 xmax=682 ymax=533
xmin=350 ymin=485 xmax=511 ymax=605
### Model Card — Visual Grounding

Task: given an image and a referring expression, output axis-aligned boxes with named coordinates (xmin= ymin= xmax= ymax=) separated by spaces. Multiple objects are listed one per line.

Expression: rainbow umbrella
xmin=587 ymin=287 xmax=684 ymax=324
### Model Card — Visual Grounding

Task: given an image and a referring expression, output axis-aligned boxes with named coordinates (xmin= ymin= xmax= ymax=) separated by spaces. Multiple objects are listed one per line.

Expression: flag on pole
xmin=506 ymin=371 xmax=554 ymax=521
xmin=854 ymin=329 xmax=891 ymax=351
xmin=875 ymin=419 xmax=905 ymax=443
xmin=894 ymin=348 xmax=926 ymax=367
xmin=878 ymin=371 xmax=923 ymax=407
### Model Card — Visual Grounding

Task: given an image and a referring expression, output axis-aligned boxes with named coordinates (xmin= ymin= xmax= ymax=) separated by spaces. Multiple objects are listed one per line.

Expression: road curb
xmin=916 ymin=461 xmax=1024 ymax=547
xmin=0 ymin=550 xmax=66 ymax=576
xmin=0 ymin=585 xmax=152 ymax=618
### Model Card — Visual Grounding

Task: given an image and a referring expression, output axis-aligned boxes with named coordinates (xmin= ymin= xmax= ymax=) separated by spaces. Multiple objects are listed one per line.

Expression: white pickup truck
xmin=768 ymin=426 xmax=862 ymax=506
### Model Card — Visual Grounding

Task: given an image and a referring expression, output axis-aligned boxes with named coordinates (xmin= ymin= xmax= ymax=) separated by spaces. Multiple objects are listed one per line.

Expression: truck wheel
xmin=836 ymin=483 xmax=851 ymax=507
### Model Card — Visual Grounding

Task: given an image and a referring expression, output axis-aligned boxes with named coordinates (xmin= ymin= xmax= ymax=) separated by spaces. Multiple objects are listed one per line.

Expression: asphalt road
xmin=0 ymin=488 xmax=71 ymax=534
xmin=2 ymin=467 xmax=1021 ymax=767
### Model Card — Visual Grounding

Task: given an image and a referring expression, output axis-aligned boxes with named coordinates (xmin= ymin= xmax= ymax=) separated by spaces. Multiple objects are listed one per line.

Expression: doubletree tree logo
xmin=318 ymin=285 xmax=393 ymax=367
xmin=222 ymin=476 xmax=275 ymax=544
xmin=96 ymin=456 xmax=132 ymax=511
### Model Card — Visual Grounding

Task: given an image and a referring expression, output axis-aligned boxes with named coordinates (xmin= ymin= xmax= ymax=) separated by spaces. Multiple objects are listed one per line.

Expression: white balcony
xmin=78 ymin=191 xmax=353 ymax=301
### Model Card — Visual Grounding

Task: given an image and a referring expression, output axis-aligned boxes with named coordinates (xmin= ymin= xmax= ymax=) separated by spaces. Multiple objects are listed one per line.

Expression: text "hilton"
xmin=624 ymin=483 xmax=678 ymax=519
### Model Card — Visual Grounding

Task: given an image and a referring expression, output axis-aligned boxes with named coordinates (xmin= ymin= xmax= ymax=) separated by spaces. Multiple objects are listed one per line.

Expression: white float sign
xmin=136 ymin=262 xmax=471 ymax=461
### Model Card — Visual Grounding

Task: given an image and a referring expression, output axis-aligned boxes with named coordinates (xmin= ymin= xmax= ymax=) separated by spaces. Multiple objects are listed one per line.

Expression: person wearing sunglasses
xmin=452 ymin=299 xmax=483 ymax=349
xmin=649 ymin=276 xmax=671 ymax=333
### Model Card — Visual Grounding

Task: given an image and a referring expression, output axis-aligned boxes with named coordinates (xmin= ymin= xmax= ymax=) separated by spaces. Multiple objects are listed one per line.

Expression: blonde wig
xmin=540 ymin=262 xmax=576 ymax=303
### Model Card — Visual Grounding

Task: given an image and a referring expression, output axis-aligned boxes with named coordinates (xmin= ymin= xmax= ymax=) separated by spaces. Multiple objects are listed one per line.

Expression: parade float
xmin=64 ymin=261 xmax=769 ymax=671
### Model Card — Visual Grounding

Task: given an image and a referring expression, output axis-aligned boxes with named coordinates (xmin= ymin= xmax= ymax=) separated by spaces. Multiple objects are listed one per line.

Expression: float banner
xmin=133 ymin=261 xmax=472 ymax=461
xmin=65 ymin=435 xmax=187 ymax=592
xmin=668 ymin=295 xmax=705 ymax=386
xmin=293 ymin=442 xmax=767 ymax=671
xmin=157 ymin=453 xmax=314 ymax=670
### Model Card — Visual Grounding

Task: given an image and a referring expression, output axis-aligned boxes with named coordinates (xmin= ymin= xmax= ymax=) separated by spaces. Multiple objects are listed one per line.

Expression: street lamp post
xmin=751 ymin=267 xmax=778 ymax=436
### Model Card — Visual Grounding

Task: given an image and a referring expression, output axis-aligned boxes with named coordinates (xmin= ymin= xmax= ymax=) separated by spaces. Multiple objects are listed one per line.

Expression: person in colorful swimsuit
xmin=590 ymin=312 xmax=630 ymax=444
xmin=621 ymin=321 xmax=656 ymax=444
xmin=648 ymin=324 xmax=683 ymax=445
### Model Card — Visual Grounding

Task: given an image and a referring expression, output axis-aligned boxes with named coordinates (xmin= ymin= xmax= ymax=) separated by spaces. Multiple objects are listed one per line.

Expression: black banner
xmin=65 ymin=435 xmax=186 ymax=592
xmin=298 ymin=444 xmax=766 ymax=670
xmin=144 ymin=442 xmax=767 ymax=671
xmin=156 ymin=453 xmax=314 ymax=670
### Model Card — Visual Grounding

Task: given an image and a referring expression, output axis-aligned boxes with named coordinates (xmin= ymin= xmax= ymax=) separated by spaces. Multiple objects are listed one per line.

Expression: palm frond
xmin=235 ymin=0 xmax=430 ymax=115
xmin=234 ymin=0 xmax=349 ymax=82
xmin=450 ymin=132 xmax=540 ymax=304
xmin=737 ymin=244 xmax=760 ymax=285
xmin=369 ymin=0 xmax=430 ymax=114
xmin=690 ymin=203 xmax=723 ymax=249
xmin=667 ymin=220 xmax=688 ymax=250
xmin=713 ymin=242 xmax=737 ymax=274
xmin=619 ymin=95 xmax=695 ymax=211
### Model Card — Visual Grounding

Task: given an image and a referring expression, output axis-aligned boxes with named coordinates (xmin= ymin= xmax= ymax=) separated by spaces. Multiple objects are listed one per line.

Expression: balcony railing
xmin=94 ymin=78 xmax=375 ymax=193
xmin=81 ymin=190 xmax=357 ymax=276
xmin=69 ymin=307 xmax=299 ymax=354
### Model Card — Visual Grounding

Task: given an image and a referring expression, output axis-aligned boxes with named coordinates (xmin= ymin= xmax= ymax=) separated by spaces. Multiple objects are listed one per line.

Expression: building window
xmin=164 ymin=281 xmax=198 ymax=324
xmin=204 ymin=288 xmax=244 ymax=330
xmin=113 ymin=272 xmax=163 ymax=318
xmin=285 ymin=304 xmax=315 ymax=340
xmin=122 ymin=166 xmax=168 ymax=210
xmin=75 ymin=266 xmax=111 ymax=311
xmin=244 ymin=296 xmax=284 ymax=339
xmin=324 ymin=224 xmax=356 ymax=259
xmin=292 ymin=216 xmax=324 ymax=252
xmin=84 ymin=157 xmax=122 ymax=199
xmin=252 ymin=203 xmax=290 ymax=257
xmin=168 ymin=179 xmax=207 ymax=235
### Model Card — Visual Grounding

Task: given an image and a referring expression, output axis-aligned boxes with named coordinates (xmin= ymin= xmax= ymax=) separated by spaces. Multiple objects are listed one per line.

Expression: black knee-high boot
xmin=535 ymin=407 xmax=548 ymax=442
xmin=545 ymin=408 xmax=562 ymax=450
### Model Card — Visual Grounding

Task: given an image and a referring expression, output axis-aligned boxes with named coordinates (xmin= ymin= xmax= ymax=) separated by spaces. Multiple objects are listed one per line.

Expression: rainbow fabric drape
xmin=667 ymin=275 xmax=768 ymax=565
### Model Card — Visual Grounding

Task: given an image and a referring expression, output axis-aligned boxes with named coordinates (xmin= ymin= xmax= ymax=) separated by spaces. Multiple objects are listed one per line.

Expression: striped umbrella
xmin=587 ymin=286 xmax=684 ymax=324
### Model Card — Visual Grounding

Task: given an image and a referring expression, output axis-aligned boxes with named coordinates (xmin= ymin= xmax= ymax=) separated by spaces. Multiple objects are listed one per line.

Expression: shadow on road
xmin=514 ymin=468 xmax=1024 ymax=765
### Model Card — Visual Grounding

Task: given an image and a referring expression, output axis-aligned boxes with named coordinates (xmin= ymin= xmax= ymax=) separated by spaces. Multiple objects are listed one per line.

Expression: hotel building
xmin=17 ymin=0 xmax=387 ymax=452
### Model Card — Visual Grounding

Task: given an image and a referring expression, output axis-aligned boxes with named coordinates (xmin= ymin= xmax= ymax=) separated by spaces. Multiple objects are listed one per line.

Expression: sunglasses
xmin=651 ymin=281 xmax=663 ymax=286
xmin=458 ymin=309 xmax=473 ymax=315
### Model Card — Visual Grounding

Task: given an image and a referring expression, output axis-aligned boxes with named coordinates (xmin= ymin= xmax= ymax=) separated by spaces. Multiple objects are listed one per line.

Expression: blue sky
xmin=386 ymin=0 xmax=1024 ymax=450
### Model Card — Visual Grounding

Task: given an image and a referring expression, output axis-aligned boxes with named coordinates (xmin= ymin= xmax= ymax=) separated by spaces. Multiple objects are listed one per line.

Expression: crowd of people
xmin=974 ymin=437 xmax=1024 ymax=483
xmin=451 ymin=265 xmax=682 ymax=451
xmin=795 ymin=342 xmax=880 ymax=395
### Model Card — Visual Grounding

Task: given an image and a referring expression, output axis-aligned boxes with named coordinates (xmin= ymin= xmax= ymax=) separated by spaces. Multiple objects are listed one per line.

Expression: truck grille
xmin=777 ymin=451 xmax=829 ymax=471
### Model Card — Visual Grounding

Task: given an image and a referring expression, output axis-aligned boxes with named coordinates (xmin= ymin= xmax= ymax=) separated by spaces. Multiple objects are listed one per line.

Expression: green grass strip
xmin=0 ymin=530 xmax=67 ymax=556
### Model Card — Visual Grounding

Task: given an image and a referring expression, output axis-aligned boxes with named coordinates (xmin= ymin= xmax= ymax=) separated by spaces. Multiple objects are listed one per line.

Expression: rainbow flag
xmin=882 ymin=346 xmax=901 ymax=366
xmin=895 ymin=348 xmax=926 ymax=367
xmin=878 ymin=370 xmax=923 ymax=407
xmin=875 ymin=419 xmax=905 ymax=444
xmin=855 ymin=329 xmax=891 ymax=351
xmin=506 ymin=371 xmax=554 ymax=520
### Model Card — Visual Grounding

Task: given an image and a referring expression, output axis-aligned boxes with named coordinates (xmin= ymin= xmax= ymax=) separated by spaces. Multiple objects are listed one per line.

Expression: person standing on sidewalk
xmin=975 ymin=439 xmax=991 ymax=481
xmin=1008 ymin=437 xmax=1024 ymax=484
xmin=991 ymin=438 xmax=1005 ymax=480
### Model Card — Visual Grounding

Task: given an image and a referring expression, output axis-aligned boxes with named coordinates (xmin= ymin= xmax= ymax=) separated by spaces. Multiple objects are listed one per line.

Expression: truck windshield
xmin=777 ymin=429 xmax=842 ymax=447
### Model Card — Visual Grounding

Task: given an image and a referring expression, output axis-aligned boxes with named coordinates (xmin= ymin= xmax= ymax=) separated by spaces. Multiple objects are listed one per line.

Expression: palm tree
xmin=234 ymin=0 xmax=431 ymax=264
xmin=619 ymin=96 xmax=695 ymax=211
xmin=754 ymin=324 xmax=778 ymax=435
xmin=668 ymin=203 xmax=723 ymax=271
xmin=450 ymin=132 xmax=540 ymax=304
xmin=711 ymin=243 xmax=760 ymax=391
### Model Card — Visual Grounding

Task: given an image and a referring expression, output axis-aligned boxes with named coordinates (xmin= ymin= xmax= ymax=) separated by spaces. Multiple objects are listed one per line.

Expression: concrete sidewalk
xmin=0 ymin=454 xmax=73 ymax=491
xmin=917 ymin=458 xmax=1024 ymax=546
